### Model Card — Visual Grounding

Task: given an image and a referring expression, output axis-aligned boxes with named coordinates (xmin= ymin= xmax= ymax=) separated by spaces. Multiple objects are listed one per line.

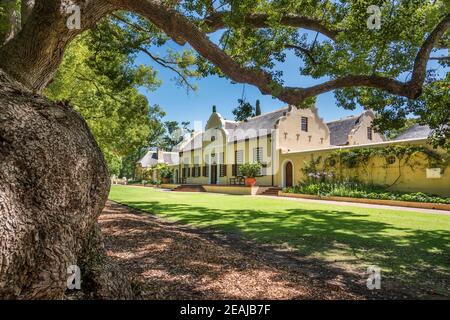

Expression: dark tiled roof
xmin=327 ymin=115 xmax=362 ymax=146
xmin=181 ymin=132 xmax=203 ymax=152
xmin=228 ymin=107 xmax=289 ymax=141
xmin=393 ymin=124 xmax=431 ymax=140
xmin=138 ymin=151 xmax=158 ymax=167
xmin=163 ymin=152 xmax=179 ymax=165
xmin=224 ymin=120 xmax=238 ymax=130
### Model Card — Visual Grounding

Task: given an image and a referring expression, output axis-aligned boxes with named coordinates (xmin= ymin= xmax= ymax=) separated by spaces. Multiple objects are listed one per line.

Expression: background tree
xmin=0 ymin=0 xmax=449 ymax=299
xmin=161 ymin=120 xmax=193 ymax=150
xmin=45 ymin=31 xmax=159 ymax=177
xmin=407 ymin=73 xmax=450 ymax=150
xmin=232 ymin=98 xmax=254 ymax=121
xmin=255 ymin=99 xmax=262 ymax=116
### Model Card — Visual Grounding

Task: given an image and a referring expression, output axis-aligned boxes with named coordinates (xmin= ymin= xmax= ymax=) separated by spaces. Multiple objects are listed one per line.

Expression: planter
xmin=162 ymin=177 xmax=171 ymax=184
xmin=278 ymin=192 xmax=450 ymax=211
xmin=245 ymin=177 xmax=256 ymax=187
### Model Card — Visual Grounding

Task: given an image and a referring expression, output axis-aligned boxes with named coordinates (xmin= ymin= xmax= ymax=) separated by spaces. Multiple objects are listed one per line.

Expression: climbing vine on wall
xmin=301 ymin=144 xmax=450 ymax=187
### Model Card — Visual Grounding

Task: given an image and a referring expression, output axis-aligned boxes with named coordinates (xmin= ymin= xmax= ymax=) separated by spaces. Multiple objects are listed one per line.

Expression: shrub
xmin=283 ymin=181 xmax=450 ymax=204
xmin=157 ymin=164 xmax=173 ymax=179
xmin=239 ymin=163 xmax=262 ymax=178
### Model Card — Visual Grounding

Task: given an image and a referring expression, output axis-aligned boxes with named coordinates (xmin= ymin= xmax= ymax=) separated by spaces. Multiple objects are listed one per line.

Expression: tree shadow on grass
xmin=103 ymin=200 xmax=450 ymax=299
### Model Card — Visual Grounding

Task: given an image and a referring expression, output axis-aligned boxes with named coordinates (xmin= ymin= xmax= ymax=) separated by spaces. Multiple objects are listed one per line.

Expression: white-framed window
xmin=253 ymin=147 xmax=263 ymax=163
xmin=235 ymin=150 xmax=244 ymax=164
xmin=301 ymin=117 xmax=309 ymax=132
xmin=367 ymin=127 xmax=373 ymax=140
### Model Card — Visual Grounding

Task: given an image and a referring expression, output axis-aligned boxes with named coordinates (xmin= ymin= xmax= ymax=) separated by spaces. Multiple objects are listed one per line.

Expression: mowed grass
xmin=109 ymin=185 xmax=450 ymax=295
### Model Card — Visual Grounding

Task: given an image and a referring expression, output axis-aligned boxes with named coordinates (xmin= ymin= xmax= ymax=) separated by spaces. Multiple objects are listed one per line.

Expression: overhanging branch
xmin=112 ymin=1 xmax=450 ymax=105
xmin=202 ymin=11 xmax=340 ymax=40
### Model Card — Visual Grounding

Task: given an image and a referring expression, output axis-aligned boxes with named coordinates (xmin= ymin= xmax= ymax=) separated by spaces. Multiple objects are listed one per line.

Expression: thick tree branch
xmin=429 ymin=56 xmax=450 ymax=60
xmin=0 ymin=0 xmax=116 ymax=91
xmin=0 ymin=0 xmax=448 ymax=103
xmin=113 ymin=2 xmax=449 ymax=105
xmin=202 ymin=11 xmax=340 ymax=40
xmin=408 ymin=14 xmax=450 ymax=95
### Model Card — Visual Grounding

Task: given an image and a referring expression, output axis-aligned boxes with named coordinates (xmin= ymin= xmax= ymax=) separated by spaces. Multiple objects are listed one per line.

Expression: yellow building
xmin=142 ymin=107 xmax=450 ymax=197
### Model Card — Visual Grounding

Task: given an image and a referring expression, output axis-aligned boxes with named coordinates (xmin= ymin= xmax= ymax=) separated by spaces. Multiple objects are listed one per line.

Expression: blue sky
xmin=136 ymin=32 xmax=447 ymax=129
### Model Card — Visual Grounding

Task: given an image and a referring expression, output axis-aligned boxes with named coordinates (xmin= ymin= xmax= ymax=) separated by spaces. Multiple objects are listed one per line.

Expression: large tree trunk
xmin=0 ymin=69 xmax=134 ymax=299
xmin=0 ymin=0 xmax=115 ymax=92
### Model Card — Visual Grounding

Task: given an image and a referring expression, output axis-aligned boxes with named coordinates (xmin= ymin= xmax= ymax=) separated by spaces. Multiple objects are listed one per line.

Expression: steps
xmin=260 ymin=187 xmax=282 ymax=196
xmin=173 ymin=184 xmax=206 ymax=192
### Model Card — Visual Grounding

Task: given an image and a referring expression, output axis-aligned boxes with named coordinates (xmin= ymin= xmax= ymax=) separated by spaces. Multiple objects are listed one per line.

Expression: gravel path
xmin=99 ymin=201 xmax=413 ymax=300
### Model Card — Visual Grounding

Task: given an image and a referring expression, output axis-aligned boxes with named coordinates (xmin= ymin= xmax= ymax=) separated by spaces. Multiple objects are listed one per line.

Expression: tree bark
xmin=0 ymin=69 xmax=134 ymax=299
xmin=0 ymin=0 xmax=115 ymax=92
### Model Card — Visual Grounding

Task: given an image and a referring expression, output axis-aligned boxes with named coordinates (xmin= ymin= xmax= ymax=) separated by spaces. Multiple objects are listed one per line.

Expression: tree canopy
xmin=0 ymin=0 xmax=448 ymax=147
xmin=44 ymin=13 xmax=199 ymax=176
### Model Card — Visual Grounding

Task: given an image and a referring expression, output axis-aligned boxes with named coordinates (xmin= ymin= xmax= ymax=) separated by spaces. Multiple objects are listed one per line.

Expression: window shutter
xmin=232 ymin=164 xmax=236 ymax=176
xmin=220 ymin=165 xmax=227 ymax=177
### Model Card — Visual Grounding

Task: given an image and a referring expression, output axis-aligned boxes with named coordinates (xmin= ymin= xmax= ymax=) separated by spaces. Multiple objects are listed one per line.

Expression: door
xmin=285 ymin=162 xmax=293 ymax=187
xmin=210 ymin=165 xmax=217 ymax=184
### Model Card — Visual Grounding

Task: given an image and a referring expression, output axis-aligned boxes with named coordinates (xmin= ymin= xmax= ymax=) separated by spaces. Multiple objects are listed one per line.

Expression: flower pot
xmin=162 ymin=177 xmax=170 ymax=184
xmin=245 ymin=177 xmax=256 ymax=187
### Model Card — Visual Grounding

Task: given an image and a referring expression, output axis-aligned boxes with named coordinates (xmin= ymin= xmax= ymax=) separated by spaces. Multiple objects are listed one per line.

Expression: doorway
xmin=210 ymin=165 xmax=217 ymax=184
xmin=284 ymin=161 xmax=293 ymax=187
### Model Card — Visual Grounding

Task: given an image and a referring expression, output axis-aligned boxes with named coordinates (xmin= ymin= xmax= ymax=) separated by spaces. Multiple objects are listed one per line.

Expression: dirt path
xmin=99 ymin=201 xmax=410 ymax=300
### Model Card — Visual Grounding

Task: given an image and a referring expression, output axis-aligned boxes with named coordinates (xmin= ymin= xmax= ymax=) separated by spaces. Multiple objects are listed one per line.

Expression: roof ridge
xmin=242 ymin=106 xmax=289 ymax=122
xmin=326 ymin=114 xmax=360 ymax=124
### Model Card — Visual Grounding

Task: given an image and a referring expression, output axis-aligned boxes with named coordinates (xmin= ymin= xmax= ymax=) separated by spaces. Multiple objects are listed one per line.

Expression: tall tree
xmin=44 ymin=31 xmax=160 ymax=177
xmin=255 ymin=99 xmax=261 ymax=116
xmin=161 ymin=120 xmax=192 ymax=150
xmin=0 ymin=0 xmax=449 ymax=299
xmin=232 ymin=99 xmax=254 ymax=121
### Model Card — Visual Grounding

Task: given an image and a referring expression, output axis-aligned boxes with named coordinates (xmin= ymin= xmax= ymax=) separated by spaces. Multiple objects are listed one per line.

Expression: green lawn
xmin=109 ymin=185 xmax=450 ymax=296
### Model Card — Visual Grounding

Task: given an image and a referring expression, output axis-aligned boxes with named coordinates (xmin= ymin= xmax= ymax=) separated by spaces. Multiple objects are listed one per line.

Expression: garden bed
xmin=278 ymin=192 xmax=450 ymax=211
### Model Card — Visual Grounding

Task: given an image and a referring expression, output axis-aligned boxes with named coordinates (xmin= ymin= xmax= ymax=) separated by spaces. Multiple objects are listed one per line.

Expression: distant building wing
xmin=326 ymin=115 xmax=362 ymax=146
xmin=393 ymin=124 xmax=432 ymax=140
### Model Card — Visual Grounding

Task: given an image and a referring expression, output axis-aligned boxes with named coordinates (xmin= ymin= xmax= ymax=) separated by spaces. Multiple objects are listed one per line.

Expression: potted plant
xmin=239 ymin=163 xmax=262 ymax=186
xmin=158 ymin=164 xmax=173 ymax=184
